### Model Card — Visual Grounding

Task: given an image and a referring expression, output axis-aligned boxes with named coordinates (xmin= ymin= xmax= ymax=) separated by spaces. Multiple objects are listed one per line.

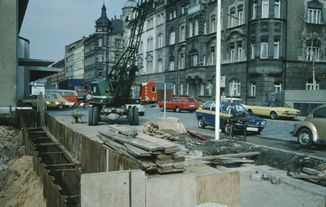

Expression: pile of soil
xmin=0 ymin=126 xmax=45 ymax=207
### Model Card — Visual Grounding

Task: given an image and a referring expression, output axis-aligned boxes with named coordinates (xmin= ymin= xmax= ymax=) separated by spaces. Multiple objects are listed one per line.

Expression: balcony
xmin=188 ymin=2 xmax=203 ymax=15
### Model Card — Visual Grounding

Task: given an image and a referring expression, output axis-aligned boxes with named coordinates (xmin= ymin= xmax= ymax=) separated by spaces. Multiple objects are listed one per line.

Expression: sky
xmin=20 ymin=0 xmax=126 ymax=62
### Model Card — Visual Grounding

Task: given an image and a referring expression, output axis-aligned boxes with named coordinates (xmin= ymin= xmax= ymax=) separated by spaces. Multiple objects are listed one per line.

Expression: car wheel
xmin=297 ymin=128 xmax=313 ymax=147
xmin=175 ymin=107 xmax=181 ymax=113
xmin=57 ymin=105 xmax=64 ymax=110
xmin=247 ymin=109 xmax=253 ymax=115
xmin=132 ymin=106 xmax=139 ymax=125
xmin=270 ymin=111 xmax=278 ymax=120
xmin=224 ymin=124 xmax=231 ymax=135
xmin=198 ymin=117 xmax=205 ymax=129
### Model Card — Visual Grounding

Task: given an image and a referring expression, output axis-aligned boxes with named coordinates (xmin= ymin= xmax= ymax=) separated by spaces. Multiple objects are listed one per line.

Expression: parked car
xmin=196 ymin=101 xmax=266 ymax=135
xmin=244 ymin=101 xmax=300 ymax=120
xmin=21 ymin=93 xmax=74 ymax=110
xmin=46 ymin=89 xmax=79 ymax=106
xmin=158 ymin=97 xmax=200 ymax=113
xmin=291 ymin=104 xmax=326 ymax=147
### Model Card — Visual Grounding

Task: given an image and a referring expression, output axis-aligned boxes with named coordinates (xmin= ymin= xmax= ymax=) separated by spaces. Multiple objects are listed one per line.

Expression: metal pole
xmin=215 ymin=0 xmax=221 ymax=140
xmin=164 ymin=82 xmax=166 ymax=118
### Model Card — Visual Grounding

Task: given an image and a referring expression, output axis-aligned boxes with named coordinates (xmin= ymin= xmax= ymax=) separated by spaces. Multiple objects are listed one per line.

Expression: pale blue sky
xmin=20 ymin=0 xmax=125 ymax=62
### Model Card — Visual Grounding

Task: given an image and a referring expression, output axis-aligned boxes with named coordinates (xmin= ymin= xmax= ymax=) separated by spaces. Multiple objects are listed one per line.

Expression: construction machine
xmin=87 ymin=0 xmax=154 ymax=126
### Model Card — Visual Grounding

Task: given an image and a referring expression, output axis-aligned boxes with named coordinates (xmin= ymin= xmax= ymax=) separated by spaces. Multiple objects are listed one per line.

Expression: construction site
xmin=0 ymin=109 xmax=325 ymax=207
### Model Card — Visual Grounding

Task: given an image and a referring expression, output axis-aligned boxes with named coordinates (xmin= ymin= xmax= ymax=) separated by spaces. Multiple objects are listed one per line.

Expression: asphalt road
xmin=48 ymin=104 xmax=326 ymax=158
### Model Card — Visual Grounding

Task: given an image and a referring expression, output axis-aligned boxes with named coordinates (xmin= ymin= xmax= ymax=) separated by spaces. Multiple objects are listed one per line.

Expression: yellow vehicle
xmin=244 ymin=101 xmax=300 ymax=120
xmin=292 ymin=104 xmax=326 ymax=146
xmin=21 ymin=93 xmax=74 ymax=110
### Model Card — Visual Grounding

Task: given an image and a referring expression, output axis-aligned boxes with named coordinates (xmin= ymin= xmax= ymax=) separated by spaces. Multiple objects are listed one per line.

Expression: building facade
xmin=65 ymin=38 xmax=85 ymax=79
xmin=84 ymin=4 xmax=124 ymax=82
xmin=128 ymin=0 xmax=326 ymax=106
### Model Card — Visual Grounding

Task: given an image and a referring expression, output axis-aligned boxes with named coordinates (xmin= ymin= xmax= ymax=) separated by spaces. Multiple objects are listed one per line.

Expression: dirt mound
xmin=0 ymin=126 xmax=45 ymax=207
xmin=0 ymin=156 xmax=46 ymax=207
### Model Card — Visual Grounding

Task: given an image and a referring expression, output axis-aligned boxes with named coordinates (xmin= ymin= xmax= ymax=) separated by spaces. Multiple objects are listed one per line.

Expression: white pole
xmin=215 ymin=0 xmax=221 ymax=140
xmin=164 ymin=82 xmax=166 ymax=118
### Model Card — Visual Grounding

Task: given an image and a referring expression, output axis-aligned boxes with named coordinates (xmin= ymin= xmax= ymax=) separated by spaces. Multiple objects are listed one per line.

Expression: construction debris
xmin=288 ymin=167 xmax=326 ymax=185
xmin=98 ymin=126 xmax=186 ymax=174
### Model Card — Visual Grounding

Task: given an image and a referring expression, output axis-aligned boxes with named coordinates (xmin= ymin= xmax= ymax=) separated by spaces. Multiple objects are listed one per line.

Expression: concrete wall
xmin=0 ymin=0 xmax=17 ymax=106
xmin=285 ymin=90 xmax=326 ymax=106
xmin=81 ymin=166 xmax=240 ymax=207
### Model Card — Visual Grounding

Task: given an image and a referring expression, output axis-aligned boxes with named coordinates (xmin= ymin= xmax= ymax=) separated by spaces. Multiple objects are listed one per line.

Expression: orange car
xmin=158 ymin=97 xmax=200 ymax=113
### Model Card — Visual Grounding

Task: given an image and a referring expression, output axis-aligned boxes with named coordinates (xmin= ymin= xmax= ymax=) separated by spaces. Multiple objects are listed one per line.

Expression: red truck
xmin=141 ymin=82 xmax=174 ymax=103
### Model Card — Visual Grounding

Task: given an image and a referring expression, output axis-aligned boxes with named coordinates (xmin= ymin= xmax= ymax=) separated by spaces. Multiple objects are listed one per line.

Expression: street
xmin=48 ymin=104 xmax=326 ymax=159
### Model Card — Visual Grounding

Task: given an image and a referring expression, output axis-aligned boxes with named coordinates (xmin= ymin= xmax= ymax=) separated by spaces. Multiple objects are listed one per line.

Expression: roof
xmin=96 ymin=4 xmax=112 ymax=27
xmin=18 ymin=58 xmax=54 ymax=67
xmin=112 ymin=19 xmax=123 ymax=34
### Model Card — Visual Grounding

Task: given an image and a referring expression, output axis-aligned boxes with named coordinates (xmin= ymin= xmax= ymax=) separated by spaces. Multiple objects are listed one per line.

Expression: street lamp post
xmin=215 ymin=0 xmax=221 ymax=140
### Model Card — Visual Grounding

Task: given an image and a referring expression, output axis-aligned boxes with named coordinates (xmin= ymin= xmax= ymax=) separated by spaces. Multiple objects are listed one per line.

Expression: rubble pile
xmin=0 ymin=126 xmax=24 ymax=163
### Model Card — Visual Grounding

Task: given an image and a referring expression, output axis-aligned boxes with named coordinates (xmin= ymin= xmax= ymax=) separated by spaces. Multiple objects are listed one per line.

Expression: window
xmin=238 ymin=5 xmax=244 ymax=25
xmin=180 ymin=26 xmax=185 ymax=41
xmin=260 ymin=42 xmax=268 ymax=59
xmin=173 ymin=10 xmax=177 ymax=18
xmin=262 ymin=0 xmax=269 ymax=18
xmin=158 ymin=59 xmax=163 ymax=72
xmin=211 ymin=47 xmax=216 ymax=65
xmin=313 ymin=107 xmax=326 ymax=118
xmin=158 ymin=34 xmax=163 ymax=48
xmin=186 ymin=83 xmax=189 ymax=95
xmin=200 ymin=83 xmax=205 ymax=96
xmin=274 ymin=0 xmax=280 ymax=18
xmin=191 ymin=54 xmax=198 ymax=66
xmin=251 ymin=43 xmax=255 ymax=59
xmin=147 ymin=37 xmax=153 ymax=51
xmin=306 ymin=46 xmax=320 ymax=61
xmin=210 ymin=14 xmax=216 ymax=33
xmin=273 ymin=41 xmax=279 ymax=58
xmin=307 ymin=8 xmax=321 ymax=24
xmin=169 ymin=60 xmax=175 ymax=70
xmin=207 ymin=81 xmax=213 ymax=96
xmin=169 ymin=32 xmax=176 ymax=45
xmin=203 ymin=21 xmax=207 ymax=35
xmin=203 ymin=55 xmax=206 ymax=66
xmin=238 ymin=45 xmax=244 ymax=61
xmin=229 ymin=79 xmax=241 ymax=96
xmin=98 ymin=39 xmax=103 ymax=47
xmin=181 ymin=7 xmax=186 ymax=15
xmin=179 ymin=52 xmax=185 ymax=69
xmin=229 ymin=8 xmax=236 ymax=27
xmin=173 ymin=83 xmax=176 ymax=95
xmin=252 ymin=2 xmax=258 ymax=19
xmin=274 ymin=82 xmax=282 ymax=93
xmin=305 ymin=80 xmax=319 ymax=91
xmin=230 ymin=45 xmax=235 ymax=62
xmin=189 ymin=22 xmax=193 ymax=37
xmin=180 ymin=83 xmax=184 ymax=95
xmin=250 ymin=82 xmax=256 ymax=96
xmin=194 ymin=20 xmax=199 ymax=36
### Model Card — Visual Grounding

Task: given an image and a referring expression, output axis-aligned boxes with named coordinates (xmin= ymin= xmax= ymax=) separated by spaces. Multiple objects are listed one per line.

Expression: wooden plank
xmin=186 ymin=129 xmax=208 ymax=141
xmin=302 ymin=167 xmax=322 ymax=176
xmin=290 ymin=173 xmax=326 ymax=181
xmin=108 ymin=125 xmax=138 ymax=137
xmin=201 ymin=152 xmax=260 ymax=160
xmin=136 ymin=132 xmax=178 ymax=153
xmin=125 ymin=144 xmax=152 ymax=157
xmin=100 ymin=131 xmax=164 ymax=152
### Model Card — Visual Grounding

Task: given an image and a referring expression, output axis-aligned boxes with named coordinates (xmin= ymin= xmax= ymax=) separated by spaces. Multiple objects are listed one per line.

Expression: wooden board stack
xmin=98 ymin=125 xmax=185 ymax=174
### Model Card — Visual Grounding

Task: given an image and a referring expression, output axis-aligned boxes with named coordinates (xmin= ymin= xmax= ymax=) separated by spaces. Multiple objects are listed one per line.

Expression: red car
xmin=158 ymin=97 xmax=200 ymax=113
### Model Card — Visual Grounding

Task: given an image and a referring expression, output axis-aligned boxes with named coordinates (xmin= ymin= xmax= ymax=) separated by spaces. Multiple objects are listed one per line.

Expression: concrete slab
xmin=146 ymin=174 xmax=197 ymax=207
xmin=81 ymin=170 xmax=145 ymax=207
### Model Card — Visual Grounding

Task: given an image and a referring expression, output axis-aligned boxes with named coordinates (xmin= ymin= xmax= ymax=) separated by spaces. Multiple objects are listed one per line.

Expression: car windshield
xmin=186 ymin=98 xmax=196 ymax=102
xmin=222 ymin=103 xmax=247 ymax=115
